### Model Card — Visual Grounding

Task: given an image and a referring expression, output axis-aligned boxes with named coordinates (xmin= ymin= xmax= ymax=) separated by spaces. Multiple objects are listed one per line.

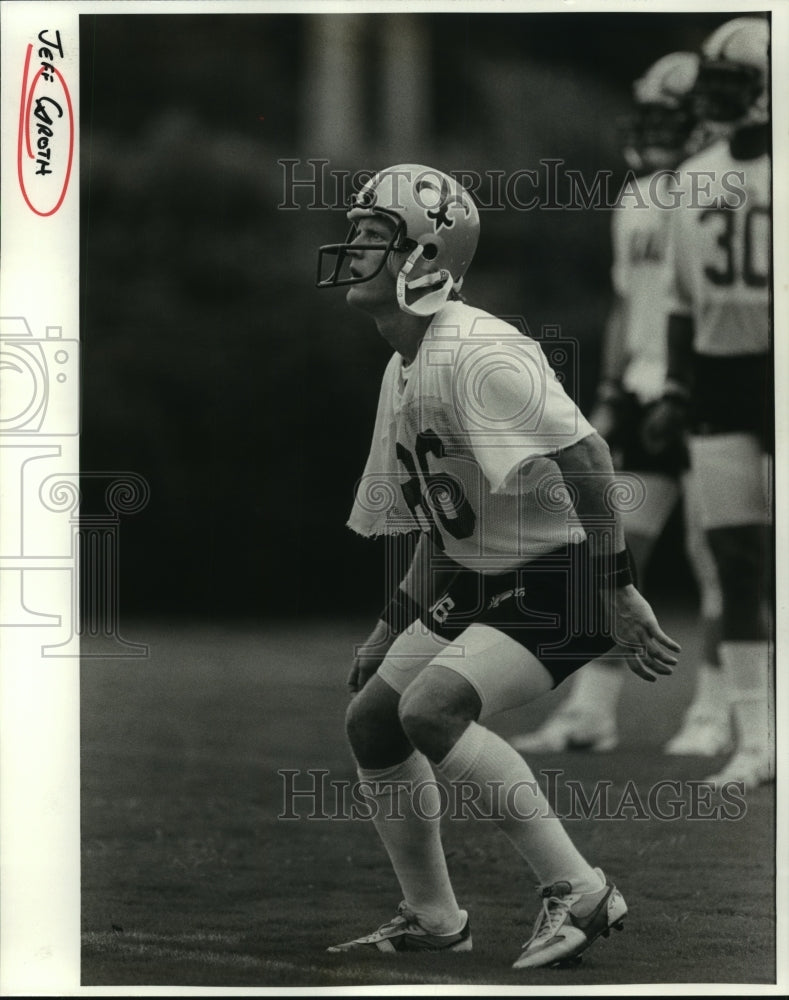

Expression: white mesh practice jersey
xmin=666 ymin=140 xmax=771 ymax=356
xmin=611 ymin=172 xmax=676 ymax=403
xmin=347 ymin=302 xmax=596 ymax=572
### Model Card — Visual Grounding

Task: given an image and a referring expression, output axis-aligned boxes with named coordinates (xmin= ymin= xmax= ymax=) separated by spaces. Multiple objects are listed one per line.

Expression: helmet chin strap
xmin=396 ymin=246 xmax=457 ymax=316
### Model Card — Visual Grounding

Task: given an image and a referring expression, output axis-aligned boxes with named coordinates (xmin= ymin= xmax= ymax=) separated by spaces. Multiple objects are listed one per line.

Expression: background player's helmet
xmin=693 ymin=17 xmax=769 ymax=125
xmin=621 ymin=51 xmax=701 ymax=171
xmin=316 ymin=164 xmax=480 ymax=316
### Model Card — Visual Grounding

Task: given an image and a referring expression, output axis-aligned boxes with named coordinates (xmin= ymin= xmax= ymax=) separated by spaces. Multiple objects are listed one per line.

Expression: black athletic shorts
xmin=690 ymin=352 xmax=773 ymax=454
xmin=612 ymin=392 xmax=689 ymax=477
xmin=417 ymin=540 xmax=621 ymax=687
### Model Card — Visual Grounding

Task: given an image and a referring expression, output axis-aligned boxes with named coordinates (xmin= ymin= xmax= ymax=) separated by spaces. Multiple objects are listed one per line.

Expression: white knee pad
xmin=688 ymin=434 xmax=769 ymax=529
xmin=378 ymin=623 xmax=553 ymax=721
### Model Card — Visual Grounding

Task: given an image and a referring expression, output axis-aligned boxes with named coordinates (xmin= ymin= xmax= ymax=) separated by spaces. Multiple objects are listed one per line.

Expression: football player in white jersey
xmin=644 ymin=17 xmax=772 ymax=789
xmin=316 ymin=164 xmax=679 ymax=968
xmin=511 ymin=52 xmax=729 ymax=758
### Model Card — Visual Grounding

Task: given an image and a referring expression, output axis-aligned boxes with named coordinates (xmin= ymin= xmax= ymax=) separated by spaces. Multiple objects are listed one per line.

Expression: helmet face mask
xmin=316 ymin=164 xmax=480 ymax=316
xmin=620 ymin=103 xmax=697 ymax=171
xmin=692 ymin=59 xmax=764 ymax=123
xmin=693 ymin=16 xmax=769 ymax=125
xmin=316 ymin=211 xmax=413 ymax=289
xmin=620 ymin=52 xmax=701 ymax=172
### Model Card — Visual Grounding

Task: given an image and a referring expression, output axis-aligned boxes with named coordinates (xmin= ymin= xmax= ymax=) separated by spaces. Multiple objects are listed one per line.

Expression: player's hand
xmin=348 ymin=619 xmax=398 ymax=695
xmin=641 ymin=397 xmax=687 ymax=456
xmin=609 ymin=585 xmax=681 ymax=682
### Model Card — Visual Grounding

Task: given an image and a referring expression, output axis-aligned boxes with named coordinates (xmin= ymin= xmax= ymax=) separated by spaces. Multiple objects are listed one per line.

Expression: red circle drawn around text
xmin=17 ymin=43 xmax=74 ymax=217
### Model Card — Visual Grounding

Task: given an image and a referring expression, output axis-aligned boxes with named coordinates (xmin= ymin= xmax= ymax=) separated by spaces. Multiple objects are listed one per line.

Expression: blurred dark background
xmin=79 ymin=11 xmax=744 ymax=621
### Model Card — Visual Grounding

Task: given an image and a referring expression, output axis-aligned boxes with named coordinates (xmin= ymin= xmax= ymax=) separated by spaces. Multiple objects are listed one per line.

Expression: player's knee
xmin=345 ymin=685 xmax=409 ymax=767
xmin=398 ymin=667 xmax=480 ymax=759
xmin=397 ymin=688 xmax=440 ymax=752
xmin=345 ymin=695 xmax=392 ymax=760
xmin=344 ymin=697 xmax=372 ymax=758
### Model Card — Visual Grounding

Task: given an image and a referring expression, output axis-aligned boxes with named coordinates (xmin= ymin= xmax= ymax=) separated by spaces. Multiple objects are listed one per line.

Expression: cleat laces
xmin=523 ymin=882 xmax=573 ymax=948
xmin=372 ymin=901 xmax=428 ymax=939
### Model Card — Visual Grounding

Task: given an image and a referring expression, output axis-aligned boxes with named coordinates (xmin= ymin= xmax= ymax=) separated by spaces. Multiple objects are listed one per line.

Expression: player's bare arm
xmin=590 ymin=294 xmax=629 ymax=440
xmin=642 ymin=313 xmax=695 ymax=455
xmin=549 ymin=432 xmax=681 ymax=681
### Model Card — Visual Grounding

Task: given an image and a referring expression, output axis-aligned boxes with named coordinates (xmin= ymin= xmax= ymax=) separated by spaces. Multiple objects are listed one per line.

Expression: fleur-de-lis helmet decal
xmin=415 ymin=175 xmax=472 ymax=232
xmin=317 ymin=164 xmax=480 ymax=316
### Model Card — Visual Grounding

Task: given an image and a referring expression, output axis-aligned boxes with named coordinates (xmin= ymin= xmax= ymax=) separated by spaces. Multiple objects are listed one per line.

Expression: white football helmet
xmin=317 ymin=163 xmax=480 ymax=316
xmin=694 ymin=17 xmax=769 ymax=124
xmin=621 ymin=52 xmax=701 ymax=171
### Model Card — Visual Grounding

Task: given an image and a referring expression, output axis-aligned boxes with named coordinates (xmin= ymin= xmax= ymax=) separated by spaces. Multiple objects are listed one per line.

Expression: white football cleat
xmin=510 ymin=709 xmax=618 ymax=754
xmin=704 ymin=747 xmax=774 ymax=790
xmin=513 ymin=868 xmax=627 ymax=970
xmin=327 ymin=901 xmax=472 ymax=954
xmin=664 ymin=708 xmax=732 ymax=757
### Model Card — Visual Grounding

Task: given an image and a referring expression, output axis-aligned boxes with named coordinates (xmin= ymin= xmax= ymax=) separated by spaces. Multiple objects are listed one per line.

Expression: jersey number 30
xmin=396 ymin=431 xmax=476 ymax=543
xmin=702 ymin=205 xmax=770 ymax=288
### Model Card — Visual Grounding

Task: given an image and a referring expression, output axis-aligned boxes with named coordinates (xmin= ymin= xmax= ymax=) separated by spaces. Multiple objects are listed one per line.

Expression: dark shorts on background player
xmin=691 ymin=353 xmax=773 ymax=453
xmin=613 ymin=392 xmax=689 ymax=476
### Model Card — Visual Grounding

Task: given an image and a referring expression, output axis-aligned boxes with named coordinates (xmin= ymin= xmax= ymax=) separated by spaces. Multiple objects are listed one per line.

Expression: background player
xmin=316 ymin=164 xmax=680 ymax=969
xmin=512 ymin=52 xmax=728 ymax=758
xmin=645 ymin=17 xmax=773 ymax=789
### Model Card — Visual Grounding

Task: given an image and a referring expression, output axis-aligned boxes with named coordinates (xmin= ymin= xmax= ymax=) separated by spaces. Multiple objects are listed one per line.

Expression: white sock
xmin=689 ymin=661 xmax=729 ymax=717
xmin=437 ymin=721 xmax=603 ymax=892
xmin=561 ymin=659 xmax=624 ymax=721
xmin=719 ymin=641 xmax=770 ymax=755
xmin=358 ymin=752 xmax=463 ymax=935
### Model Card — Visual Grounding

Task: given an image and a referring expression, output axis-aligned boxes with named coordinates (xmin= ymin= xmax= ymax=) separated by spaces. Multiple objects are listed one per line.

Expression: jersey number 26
xmin=396 ymin=431 xmax=476 ymax=543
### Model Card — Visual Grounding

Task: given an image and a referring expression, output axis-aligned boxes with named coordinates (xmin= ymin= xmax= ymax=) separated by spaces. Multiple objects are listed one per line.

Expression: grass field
xmin=81 ymin=609 xmax=777 ymax=988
